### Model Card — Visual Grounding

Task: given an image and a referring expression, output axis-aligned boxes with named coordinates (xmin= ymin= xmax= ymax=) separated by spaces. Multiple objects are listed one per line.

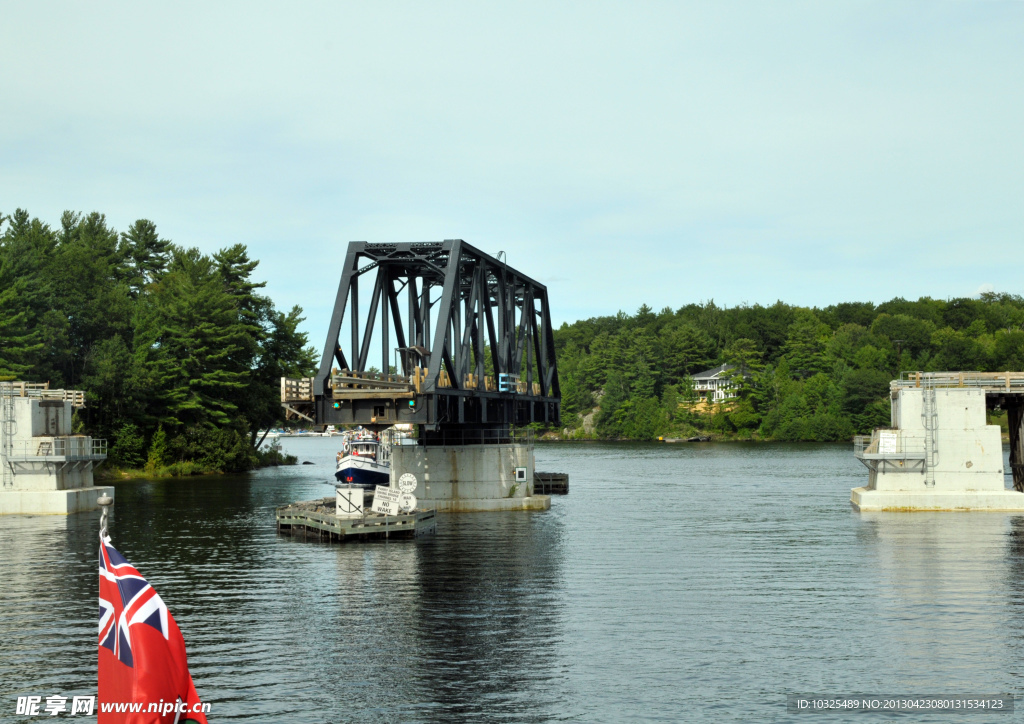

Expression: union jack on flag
xmin=99 ymin=536 xmax=208 ymax=723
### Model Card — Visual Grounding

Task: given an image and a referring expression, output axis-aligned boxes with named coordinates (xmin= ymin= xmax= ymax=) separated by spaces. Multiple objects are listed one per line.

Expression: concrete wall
xmin=389 ymin=443 xmax=550 ymax=512
xmin=391 ymin=443 xmax=534 ymax=500
xmin=873 ymin=388 xmax=1004 ymax=492
xmin=13 ymin=398 xmax=72 ymax=438
xmin=1 ymin=397 xmax=109 ymax=514
xmin=8 ymin=456 xmax=94 ymax=491
xmin=0 ymin=486 xmax=113 ymax=515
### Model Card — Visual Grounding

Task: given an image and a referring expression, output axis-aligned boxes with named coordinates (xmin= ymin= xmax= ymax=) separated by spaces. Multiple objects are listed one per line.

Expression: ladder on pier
xmin=921 ymin=385 xmax=938 ymax=487
xmin=1 ymin=383 xmax=15 ymax=489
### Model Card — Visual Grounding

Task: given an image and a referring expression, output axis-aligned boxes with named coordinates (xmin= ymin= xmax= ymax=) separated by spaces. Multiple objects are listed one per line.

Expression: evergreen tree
xmin=0 ymin=284 xmax=40 ymax=380
xmin=133 ymin=247 xmax=251 ymax=429
xmin=782 ymin=309 xmax=829 ymax=378
xmin=121 ymin=219 xmax=172 ymax=295
xmin=1 ymin=208 xmax=318 ymax=472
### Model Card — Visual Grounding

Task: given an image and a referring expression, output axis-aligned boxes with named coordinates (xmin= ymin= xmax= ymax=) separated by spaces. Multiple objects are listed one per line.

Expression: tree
xmin=623 ymin=329 xmax=659 ymax=398
xmin=870 ymin=313 xmax=935 ymax=359
xmin=596 ymin=370 xmax=629 ymax=437
xmin=782 ymin=310 xmax=830 ymax=378
xmin=1 ymin=207 xmax=320 ymax=473
xmin=841 ymin=368 xmax=891 ymax=417
xmin=0 ymin=231 xmax=41 ymax=380
xmin=45 ymin=211 xmax=132 ymax=389
xmin=661 ymin=322 xmax=714 ymax=379
xmin=0 ymin=284 xmax=40 ymax=380
xmin=930 ymin=327 xmax=984 ymax=370
xmin=121 ymin=219 xmax=172 ymax=296
xmin=724 ymin=337 xmax=762 ymax=400
xmin=245 ymin=306 xmax=318 ymax=445
xmin=555 ymin=291 xmax=1024 ymax=441
xmin=133 ymin=247 xmax=251 ymax=430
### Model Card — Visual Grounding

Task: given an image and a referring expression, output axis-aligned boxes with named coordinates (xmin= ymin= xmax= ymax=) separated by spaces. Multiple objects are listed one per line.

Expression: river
xmin=2 ymin=440 xmax=1022 ymax=722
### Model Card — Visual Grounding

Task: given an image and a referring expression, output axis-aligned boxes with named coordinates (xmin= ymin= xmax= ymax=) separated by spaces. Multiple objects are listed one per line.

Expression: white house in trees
xmin=691 ymin=363 xmax=742 ymax=402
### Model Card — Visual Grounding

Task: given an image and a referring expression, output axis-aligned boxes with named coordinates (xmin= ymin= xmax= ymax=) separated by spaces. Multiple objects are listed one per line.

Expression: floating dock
xmin=275 ymin=497 xmax=436 ymax=542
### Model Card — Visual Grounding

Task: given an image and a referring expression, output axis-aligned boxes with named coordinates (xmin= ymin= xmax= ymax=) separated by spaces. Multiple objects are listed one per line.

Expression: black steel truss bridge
xmin=281 ymin=240 xmax=560 ymax=443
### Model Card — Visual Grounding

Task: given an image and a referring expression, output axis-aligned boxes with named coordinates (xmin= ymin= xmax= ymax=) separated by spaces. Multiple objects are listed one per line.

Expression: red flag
xmin=99 ymin=536 xmax=208 ymax=723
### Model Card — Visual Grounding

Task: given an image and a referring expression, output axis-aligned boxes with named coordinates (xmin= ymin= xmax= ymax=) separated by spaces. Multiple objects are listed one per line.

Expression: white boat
xmin=335 ymin=429 xmax=390 ymax=488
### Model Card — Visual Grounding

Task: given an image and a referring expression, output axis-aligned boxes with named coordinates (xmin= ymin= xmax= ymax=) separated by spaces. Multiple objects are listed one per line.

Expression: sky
xmin=2 ymin=1 xmax=1023 ymax=347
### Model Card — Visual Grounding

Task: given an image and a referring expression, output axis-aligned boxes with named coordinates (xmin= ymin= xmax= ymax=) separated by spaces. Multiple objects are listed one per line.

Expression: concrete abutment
xmin=390 ymin=442 xmax=550 ymax=512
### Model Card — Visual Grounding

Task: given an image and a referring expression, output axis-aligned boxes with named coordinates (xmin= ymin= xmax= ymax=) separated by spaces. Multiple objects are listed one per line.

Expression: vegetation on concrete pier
xmin=554 ymin=297 xmax=1024 ymax=441
xmin=0 ymin=208 xmax=315 ymax=473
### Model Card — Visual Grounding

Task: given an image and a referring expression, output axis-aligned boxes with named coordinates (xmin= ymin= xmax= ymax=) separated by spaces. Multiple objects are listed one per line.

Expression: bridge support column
xmin=391 ymin=442 xmax=550 ymax=512
xmin=1009 ymin=400 xmax=1024 ymax=493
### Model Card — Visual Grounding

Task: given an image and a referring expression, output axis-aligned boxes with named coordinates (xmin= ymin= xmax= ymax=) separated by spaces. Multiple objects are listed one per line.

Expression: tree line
xmin=0 ymin=209 xmax=316 ymax=472
xmin=4 ymin=208 xmax=1022 ymax=454
xmin=554 ymin=296 xmax=1024 ymax=441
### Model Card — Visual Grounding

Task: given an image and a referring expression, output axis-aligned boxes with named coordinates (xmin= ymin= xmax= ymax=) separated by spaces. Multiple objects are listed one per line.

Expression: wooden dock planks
xmin=275 ymin=497 xmax=436 ymax=542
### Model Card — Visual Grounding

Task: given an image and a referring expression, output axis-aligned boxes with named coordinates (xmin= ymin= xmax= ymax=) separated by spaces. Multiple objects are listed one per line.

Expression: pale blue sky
xmin=2 ymin=2 xmax=1022 ymax=345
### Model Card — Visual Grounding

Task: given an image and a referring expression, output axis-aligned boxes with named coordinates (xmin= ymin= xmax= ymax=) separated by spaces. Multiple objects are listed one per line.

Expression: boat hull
xmin=334 ymin=457 xmax=389 ymax=488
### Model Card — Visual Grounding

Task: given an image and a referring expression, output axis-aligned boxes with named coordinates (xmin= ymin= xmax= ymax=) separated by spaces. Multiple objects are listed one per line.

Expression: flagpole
xmin=97 ymin=494 xmax=112 ymax=540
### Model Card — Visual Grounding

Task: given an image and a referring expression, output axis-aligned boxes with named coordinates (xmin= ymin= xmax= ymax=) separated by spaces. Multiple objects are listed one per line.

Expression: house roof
xmin=692 ymin=363 xmax=733 ymax=380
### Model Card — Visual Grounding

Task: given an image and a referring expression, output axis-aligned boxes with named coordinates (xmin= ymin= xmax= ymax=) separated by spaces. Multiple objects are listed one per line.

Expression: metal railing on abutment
xmin=853 ymin=431 xmax=926 ymax=459
xmin=6 ymin=437 xmax=107 ymax=461
xmin=894 ymin=371 xmax=1024 ymax=392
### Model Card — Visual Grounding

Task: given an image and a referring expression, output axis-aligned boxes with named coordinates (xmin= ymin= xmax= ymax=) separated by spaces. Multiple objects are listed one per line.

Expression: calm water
xmin=2 ymin=440 xmax=1023 ymax=722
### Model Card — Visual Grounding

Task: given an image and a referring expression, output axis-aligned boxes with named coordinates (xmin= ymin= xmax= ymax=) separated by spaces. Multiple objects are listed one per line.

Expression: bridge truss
xmin=282 ymin=240 xmax=560 ymax=441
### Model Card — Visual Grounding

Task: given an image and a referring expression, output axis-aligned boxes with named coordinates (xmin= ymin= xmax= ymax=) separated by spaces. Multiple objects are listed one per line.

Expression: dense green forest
xmin=554 ymin=296 xmax=1024 ymax=441
xmin=4 ymin=207 xmax=1023 ymax=455
xmin=0 ymin=209 xmax=316 ymax=473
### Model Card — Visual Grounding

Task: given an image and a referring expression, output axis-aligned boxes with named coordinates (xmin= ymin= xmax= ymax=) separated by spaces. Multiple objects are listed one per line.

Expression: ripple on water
xmin=2 ymin=439 xmax=1023 ymax=722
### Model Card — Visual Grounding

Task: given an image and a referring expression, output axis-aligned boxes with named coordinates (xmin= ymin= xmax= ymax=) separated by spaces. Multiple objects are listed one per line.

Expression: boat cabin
xmin=344 ymin=438 xmax=379 ymax=460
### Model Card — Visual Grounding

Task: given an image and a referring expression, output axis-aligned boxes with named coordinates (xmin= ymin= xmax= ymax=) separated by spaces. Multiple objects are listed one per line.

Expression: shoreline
xmin=95 ymin=457 xmax=299 ymax=482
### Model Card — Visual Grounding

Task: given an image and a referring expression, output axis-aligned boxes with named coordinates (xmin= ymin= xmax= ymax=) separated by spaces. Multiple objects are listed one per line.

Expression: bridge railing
xmin=894 ymin=371 xmax=1024 ymax=392
xmin=0 ymin=382 xmax=86 ymax=407
xmin=281 ymin=377 xmax=315 ymax=403
xmin=5 ymin=437 xmax=107 ymax=461
xmin=853 ymin=430 xmax=926 ymax=459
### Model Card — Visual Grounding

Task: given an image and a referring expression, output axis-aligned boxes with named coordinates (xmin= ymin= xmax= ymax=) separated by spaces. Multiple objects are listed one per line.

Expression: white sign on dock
xmin=372 ymin=486 xmax=402 ymax=515
xmin=335 ymin=487 xmax=364 ymax=518
xmin=398 ymin=473 xmax=418 ymax=494
xmin=398 ymin=493 xmax=417 ymax=512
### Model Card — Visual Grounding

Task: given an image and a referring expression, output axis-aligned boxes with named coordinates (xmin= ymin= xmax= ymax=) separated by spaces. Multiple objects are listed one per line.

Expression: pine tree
xmin=134 ymin=248 xmax=250 ymax=429
xmin=121 ymin=219 xmax=172 ymax=296
xmin=0 ymin=285 xmax=41 ymax=380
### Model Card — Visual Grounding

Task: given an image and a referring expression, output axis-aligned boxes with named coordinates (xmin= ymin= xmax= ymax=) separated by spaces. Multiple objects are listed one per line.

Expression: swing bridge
xmin=280 ymin=240 xmax=560 ymax=444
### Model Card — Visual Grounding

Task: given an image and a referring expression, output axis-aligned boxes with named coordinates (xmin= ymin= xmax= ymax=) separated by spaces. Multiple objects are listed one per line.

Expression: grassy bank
xmin=96 ymin=442 xmax=298 ymax=481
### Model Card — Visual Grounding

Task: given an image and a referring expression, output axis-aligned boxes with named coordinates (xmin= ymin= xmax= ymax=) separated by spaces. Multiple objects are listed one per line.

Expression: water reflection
xmin=0 ymin=513 xmax=98 ymax=709
xmin=3 ymin=441 xmax=1024 ymax=722
xmin=855 ymin=511 xmax=1024 ymax=692
xmin=407 ymin=513 xmax=566 ymax=722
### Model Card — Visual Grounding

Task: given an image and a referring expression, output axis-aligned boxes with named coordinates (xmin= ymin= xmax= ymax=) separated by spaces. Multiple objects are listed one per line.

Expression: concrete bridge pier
xmin=1008 ymin=400 xmax=1024 ymax=492
xmin=852 ymin=372 xmax=1024 ymax=511
xmin=390 ymin=429 xmax=549 ymax=512
xmin=0 ymin=383 xmax=113 ymax=515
